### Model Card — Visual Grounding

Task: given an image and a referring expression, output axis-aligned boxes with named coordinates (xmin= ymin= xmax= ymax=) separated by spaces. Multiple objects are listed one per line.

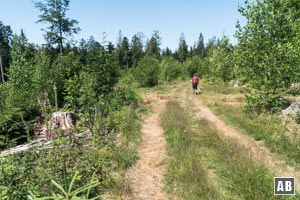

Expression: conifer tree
xmin=177 ymin=33 xmax=188 ymax=62
xmin=130 ymin=34 xmax=143 ymax=67
xmin=145 ymin=30 xmax=161 ymax=59
xmin=196 ymin=33 xmax=205 ymax=58
xmin=120 ymin=37 xmax=130 ymax=69
xmin=8 ymin=30 xmax=36 ymax=108
xmin=0 ymin=20 xmax=12 ymax=82
xmin=35 ymin=0 xmax=80 ymax=52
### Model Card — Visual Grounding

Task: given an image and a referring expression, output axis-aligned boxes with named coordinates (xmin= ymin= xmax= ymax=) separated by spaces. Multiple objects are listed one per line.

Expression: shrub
xmin=182 ymin=56 xmax=202 ymax=78
xmin=159 ymin=57 xmax=182 ymax=82
xmin=244 ymin=92 xmax=289 ymax=113
xmin=134 ymin=56 xmax=159 ymax=87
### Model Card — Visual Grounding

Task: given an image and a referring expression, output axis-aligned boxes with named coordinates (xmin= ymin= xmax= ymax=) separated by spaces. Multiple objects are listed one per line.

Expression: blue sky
xmin=1 ymin=0 xmax=246 ymax=51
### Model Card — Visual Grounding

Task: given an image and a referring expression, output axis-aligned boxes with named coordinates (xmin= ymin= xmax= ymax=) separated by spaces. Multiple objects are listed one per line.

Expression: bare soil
xmin=124 ymin=93 xmax=169 ymax=200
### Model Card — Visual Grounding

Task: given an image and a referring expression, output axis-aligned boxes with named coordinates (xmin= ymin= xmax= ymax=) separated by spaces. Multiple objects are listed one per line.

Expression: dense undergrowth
xmin=0 ymin=101 xmax=145 ymax=199
xmin=0 ymin=71 xmax=147 ymax=199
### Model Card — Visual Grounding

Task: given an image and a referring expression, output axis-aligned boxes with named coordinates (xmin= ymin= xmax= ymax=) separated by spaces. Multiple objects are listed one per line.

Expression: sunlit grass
xmin=161 ymin=100 xmax=290 ymax=199
xmin=201 ymin=81 xmax=300 ymax=168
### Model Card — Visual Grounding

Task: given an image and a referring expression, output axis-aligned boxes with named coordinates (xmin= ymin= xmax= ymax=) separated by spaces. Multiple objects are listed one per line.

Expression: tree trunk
xmin=0 ymin=55 xmax=5 ymax=83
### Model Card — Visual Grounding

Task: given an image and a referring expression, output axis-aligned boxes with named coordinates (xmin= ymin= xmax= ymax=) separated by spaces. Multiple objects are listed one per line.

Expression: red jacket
xmin=192 ymin=76 xmax=199 ymax=84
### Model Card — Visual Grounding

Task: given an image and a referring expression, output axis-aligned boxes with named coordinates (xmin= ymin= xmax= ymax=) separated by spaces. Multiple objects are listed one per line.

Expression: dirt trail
xmin=124 ymin=94 xmax=169 ymax=200
xmin=124 ymin=82 xmax=300 ymax=199
xmin=178 ymin=84 xmax=300 ymax=186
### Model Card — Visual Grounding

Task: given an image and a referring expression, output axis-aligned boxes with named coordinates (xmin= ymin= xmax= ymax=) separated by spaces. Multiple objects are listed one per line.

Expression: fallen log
xmin=0 ymin=130 xmax=90 ymax=158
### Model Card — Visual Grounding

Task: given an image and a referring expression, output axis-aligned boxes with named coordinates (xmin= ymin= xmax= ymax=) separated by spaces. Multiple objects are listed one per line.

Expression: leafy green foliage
xmin=8 ymin=31 xmax=37 ymax=110
xmin=244 ymin=92 xmax=289 ymax=113
xmin=134 ymin=56 xmax=159 ymax=87
xmin=63 ymin=38 xmax=118 ymax=113
xmin=205 ymin=37 xmax=234 ymax=81
xmin=0 ymin=106 xmax=26 ymax=149
xmin=1 ymin=31 xmax=42 ymax=148
xmin=159 ymin=57 xmax=183 ymax=82
xmin=182 ymin=56 xmax=202 ymax=78
xmin=31 ymin=49 xmax=55 ymax=97
xmin=234 ymin=0 xmax=300 ymax=111
xmin=54 ymin=51 xmax=82 ymax=108
xmin=161 ymin=47 xmax=172 ymax=58
xmin=204 ymin=36 xmax=218 ymax=57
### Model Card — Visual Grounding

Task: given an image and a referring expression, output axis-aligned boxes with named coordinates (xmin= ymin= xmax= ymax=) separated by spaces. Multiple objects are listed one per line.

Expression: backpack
xmin=192 ymin=76 xmax=199 ymax=84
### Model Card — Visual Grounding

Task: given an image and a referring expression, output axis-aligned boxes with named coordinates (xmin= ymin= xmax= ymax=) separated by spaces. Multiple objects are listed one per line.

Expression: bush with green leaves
xmin=182 ymin=56 xmax=202 ymax=78
xmin=63 ymin=40 xmax=119 ymax=113
xmin=0 ymin=33 xmax=42 ymax=148
xmin=0 ymin=83 xmax=36 ymax=149
xmin=8 ymin=31 xmax=36 ymax=111
xmin=205 ymin=37 xmax=234 ymax=81
xmin=134 ymin=55 xmax=159 ymax=87
xmin=244 ymin=91 xmax=289 ymax=113
xmin=159 ymin=57 xmax=182 ymax=83
xmin=234 ymin=0 xmax=300 ymax=112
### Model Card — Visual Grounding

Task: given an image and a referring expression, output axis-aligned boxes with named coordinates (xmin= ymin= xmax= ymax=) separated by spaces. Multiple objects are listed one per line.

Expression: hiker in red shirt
xmin=191 ymin=74 xmax=199 ymax=95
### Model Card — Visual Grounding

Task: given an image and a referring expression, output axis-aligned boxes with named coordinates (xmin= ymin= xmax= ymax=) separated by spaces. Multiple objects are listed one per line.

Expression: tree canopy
xmin=35 ymin=0 xmax=80 ymax=52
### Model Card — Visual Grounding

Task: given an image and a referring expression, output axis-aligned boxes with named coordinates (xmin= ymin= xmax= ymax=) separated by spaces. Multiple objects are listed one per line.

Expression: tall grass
xmin=161 ymin=100 xmax=298 ymax=199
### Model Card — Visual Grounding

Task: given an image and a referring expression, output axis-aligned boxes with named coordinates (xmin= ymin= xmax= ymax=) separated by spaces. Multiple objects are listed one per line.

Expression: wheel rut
xmin=124 ymin=93 xmax=169 ymax=200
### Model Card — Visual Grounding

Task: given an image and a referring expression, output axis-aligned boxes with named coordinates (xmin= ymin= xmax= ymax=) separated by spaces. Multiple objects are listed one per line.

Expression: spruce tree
xmin=177 ymin=33 xmax=188 ymax=62
xmin=196 ymin=33 xmax=205 ymax=58
xmin=130 ymin=34 xmax=143 ymax=67
xmin=145 ymin=30 xmax=161 ymax=59
xmin=0 ymin=20 xmax=12 ymax=82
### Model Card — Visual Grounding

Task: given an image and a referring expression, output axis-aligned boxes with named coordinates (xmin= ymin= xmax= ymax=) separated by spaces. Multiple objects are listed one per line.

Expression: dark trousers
xmin=192 ymin=83 xmax=198 ymax=89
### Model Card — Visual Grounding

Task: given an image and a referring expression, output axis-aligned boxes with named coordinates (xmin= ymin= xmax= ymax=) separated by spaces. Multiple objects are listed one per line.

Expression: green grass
xmin=211 ymin=105 xmax=300 ymax=167
xmin=161 ymin=100 xmax=299 ymax=200
xmin=202 ymin=79 xmax=250 ymax=94
xmin=161 ymin=100 xmax=220 ymax=200
xmin=201 ymin=81 xmax=300 ymax=168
